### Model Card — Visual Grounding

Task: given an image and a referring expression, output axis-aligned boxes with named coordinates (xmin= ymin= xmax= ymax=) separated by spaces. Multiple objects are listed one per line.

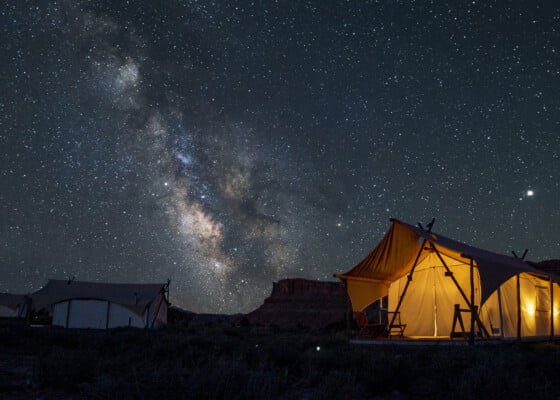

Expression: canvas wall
xmin=52 ymin=299 xmax=147 ymax=329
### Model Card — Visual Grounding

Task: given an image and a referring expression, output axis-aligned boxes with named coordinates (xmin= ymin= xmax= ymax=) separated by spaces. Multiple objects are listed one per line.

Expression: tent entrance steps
xmin=387 ymin=311 xmax=406 ymax=337
xmin=450 ymin=304 xmax=485 ymax=340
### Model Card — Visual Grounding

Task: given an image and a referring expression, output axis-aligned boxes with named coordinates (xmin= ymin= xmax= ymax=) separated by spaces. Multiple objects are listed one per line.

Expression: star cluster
xmin=1 ymin=1 xmax=559 ymax=313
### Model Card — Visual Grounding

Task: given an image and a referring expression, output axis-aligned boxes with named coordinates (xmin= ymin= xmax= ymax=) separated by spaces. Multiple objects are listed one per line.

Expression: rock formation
xmin=247 ymin=278 xmax=348 ymax=330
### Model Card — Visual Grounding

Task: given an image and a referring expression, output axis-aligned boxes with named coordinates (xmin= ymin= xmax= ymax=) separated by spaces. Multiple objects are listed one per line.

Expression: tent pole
xmin=150 ymin=285 xmax=169 ymax=329
xmin=430 ymin=243 xmax=471 ymax=305
xmin=430 ymin=243 xmax=490 ymax=338
xmin=517 ymin=274 xmax=521 ymax=340
xmin=65 ymin=300 xmax=72 ymax=328
xmin=151 ymin=295 xmax=165 ymax=329
xmin=388 ymin=239 xmax=427 ymax=331
xmin=497 ymin=287 xmax=504 ymax=339
xmin=550 ymin=277 xmax=554 ymax=342
xmin=469 ymin=258 xmax=475 ymax=345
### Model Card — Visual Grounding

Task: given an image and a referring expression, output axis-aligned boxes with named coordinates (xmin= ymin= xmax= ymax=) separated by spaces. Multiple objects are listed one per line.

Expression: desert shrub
xmin=318 ymin=369 xmax=357 ymax=399
xmin=244 ymin=369 xmax=282 ymax=399
xmin=303 ymin=346 xmax=339 ymax=373
xmin=266 ymin=343 xmax=303 ymax=369
xmin=7 ymin=324 xmax=560 ymax=399
xmin=185 ymin=360 xmax=249 ymax=399
xmin=223 ymin=326 xmax=245 ymax=338
xmin=239 ymin=344 xmax=263 ymax=368
xmin=185 ymin=334 xmax=214 ymax=351
xmin=36 ymin=347 xmax=99 ymax=391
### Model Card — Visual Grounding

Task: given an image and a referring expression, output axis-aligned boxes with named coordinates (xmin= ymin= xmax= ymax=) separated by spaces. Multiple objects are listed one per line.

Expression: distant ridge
xmin=529 ymin=259 xmax=560 ymax=276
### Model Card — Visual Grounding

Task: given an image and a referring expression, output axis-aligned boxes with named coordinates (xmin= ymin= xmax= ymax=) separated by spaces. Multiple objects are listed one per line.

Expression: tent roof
xmin=31 ymin=280 xmax=166 ymax=314
xmin=337 ymin=218 xmax=552 ymax=303
xmin=0 ymin=293 xmax=27 ymax=310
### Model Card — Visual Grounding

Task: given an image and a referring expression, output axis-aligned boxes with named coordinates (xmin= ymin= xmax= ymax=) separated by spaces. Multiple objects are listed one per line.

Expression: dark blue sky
xmin=2 ymin=1 xmax=559 ymax=312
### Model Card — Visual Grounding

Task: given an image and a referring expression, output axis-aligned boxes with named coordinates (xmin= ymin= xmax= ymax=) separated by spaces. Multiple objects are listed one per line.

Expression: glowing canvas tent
xmin=336 ymin=219 xmax=560 ymax=340
xmin=0 ymin=293 xmax=28 ymax=318
xmin=31 ymin=280 xmax=169 ymax=329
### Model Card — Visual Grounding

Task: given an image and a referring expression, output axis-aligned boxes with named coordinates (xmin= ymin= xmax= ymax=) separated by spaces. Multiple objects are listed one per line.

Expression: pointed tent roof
xmin=31 ymin=280 xmax=167 ymax=315
xmin=336 ymin=219 xmax=553 ymax=305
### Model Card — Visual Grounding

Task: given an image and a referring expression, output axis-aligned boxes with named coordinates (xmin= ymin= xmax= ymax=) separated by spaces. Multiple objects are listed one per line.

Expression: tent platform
xmin=350 ymin=335 xmax=557 ymax=346
xmin=351 ymin=336 xmax=470 ymax=346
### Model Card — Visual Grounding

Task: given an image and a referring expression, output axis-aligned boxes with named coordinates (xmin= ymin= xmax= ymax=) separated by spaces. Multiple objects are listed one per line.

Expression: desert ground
xmin=2 ymin=310 xmax=560 ymax=400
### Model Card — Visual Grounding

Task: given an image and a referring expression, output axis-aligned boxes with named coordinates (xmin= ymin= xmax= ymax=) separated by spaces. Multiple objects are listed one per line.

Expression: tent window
xmin=536 ymin=286 xmax=550 ymax=312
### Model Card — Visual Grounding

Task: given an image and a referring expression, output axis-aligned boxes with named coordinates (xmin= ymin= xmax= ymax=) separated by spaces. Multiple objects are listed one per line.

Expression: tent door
xmin=535 ymin=285 xmax=551 ymax=336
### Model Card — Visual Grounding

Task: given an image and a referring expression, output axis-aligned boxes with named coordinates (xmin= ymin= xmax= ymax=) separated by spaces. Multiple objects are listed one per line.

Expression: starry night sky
xmin=2 ymin=1 xmax=559 ymax=313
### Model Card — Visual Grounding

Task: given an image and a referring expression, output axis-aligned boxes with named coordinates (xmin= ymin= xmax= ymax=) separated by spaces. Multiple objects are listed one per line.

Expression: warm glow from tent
xmin=525 ymin=301 xmax=535 ymax=316
xmin=338 ymin=220 xmax=560 ymax=340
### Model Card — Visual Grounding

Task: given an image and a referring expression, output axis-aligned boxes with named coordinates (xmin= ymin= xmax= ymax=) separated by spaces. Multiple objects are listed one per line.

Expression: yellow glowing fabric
xmin=336 ymin=219 xmax=560 ymax=339
xmin=480 ymin=273 xmax=560 ymax=338
xmin=338 ymin=222 xmax=427 ymax=282
xmin=346 ymin=280 xmax=388 ymax=311
xmin=388 ymin=253 xmax=480 ymax=336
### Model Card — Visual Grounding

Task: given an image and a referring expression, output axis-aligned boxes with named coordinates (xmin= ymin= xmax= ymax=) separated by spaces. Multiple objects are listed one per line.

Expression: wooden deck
xmin=351 ymin=336 xmax=470 ymax=346
xmin=350 ymin=335 xmax=558 ymax=346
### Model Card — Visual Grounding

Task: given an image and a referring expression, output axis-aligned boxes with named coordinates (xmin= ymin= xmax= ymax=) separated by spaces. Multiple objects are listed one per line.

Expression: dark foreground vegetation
xmin=2 ymin=320 xmax=560 ymax=399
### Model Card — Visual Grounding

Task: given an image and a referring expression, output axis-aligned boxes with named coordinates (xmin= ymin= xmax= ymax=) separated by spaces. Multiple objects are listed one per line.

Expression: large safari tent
xmin=336 ymin=219 xmax=560 ymax=341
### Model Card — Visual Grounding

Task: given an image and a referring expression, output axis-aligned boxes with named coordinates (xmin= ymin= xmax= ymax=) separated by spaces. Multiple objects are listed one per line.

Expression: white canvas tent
xmin=336 ymin=219 xmax=560 ymax=341
xmin=31 ymin=280 xmax=168 ymax=329
xmin=0 ymin=293 xmax=28 ymax=318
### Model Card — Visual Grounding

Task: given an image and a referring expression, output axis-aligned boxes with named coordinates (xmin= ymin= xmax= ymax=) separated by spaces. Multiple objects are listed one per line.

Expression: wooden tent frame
xmin=388 ymin=221 xmax=491 ymax=344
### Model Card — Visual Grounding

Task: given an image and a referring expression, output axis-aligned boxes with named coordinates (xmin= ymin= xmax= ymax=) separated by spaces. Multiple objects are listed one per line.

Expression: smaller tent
xmin=0 ymin=293 xmax=29 ymax=318
xmin=31 ymin=280 xmax=169 ymax=329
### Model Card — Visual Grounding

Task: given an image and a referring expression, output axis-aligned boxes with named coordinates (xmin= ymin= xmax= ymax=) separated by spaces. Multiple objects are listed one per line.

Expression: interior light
xmin=525 ymin=301 xmax=535 ymax=316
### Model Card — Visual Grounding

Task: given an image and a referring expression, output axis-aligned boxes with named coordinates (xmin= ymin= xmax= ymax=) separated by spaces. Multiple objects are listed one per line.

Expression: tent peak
xmin=390 ymin=217 xmax=436 ymax=233
xmin=417 ymin=218 xmax=436 ymax=233
xmin=511 ymin=249 xmax=529 ymax=260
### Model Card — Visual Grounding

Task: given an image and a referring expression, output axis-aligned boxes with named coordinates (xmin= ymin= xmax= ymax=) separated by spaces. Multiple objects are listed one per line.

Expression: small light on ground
xmin=316 ymin=346 xmax=321 ymax=351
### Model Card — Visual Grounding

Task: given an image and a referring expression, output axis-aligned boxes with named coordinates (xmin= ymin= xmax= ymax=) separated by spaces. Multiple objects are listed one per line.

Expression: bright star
xmin=527 ymin=189 xmax=534 ymax=197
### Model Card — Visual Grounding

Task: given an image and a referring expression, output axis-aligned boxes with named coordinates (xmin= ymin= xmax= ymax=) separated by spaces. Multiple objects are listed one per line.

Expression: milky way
xmin=2 ymin=1 xmax=559 ymax=313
